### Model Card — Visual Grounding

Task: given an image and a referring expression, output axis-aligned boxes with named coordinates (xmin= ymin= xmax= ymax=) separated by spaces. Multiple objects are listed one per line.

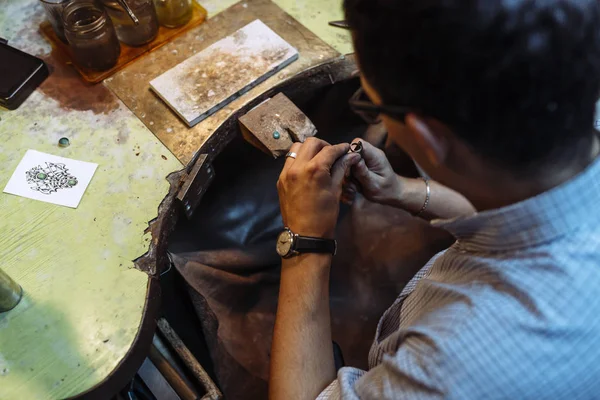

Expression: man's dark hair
xmin=344 ymin=0 xmax=600 ymax=168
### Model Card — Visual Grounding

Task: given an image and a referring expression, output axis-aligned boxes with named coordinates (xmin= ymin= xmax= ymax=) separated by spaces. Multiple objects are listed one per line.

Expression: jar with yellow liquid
xmin=153 ymin=0 xmax=193 ymax=28
xmin=101 ymin=0 xmax=160 ymax=46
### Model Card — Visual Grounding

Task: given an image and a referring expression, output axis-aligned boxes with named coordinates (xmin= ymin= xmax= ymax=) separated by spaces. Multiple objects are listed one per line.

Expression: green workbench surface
xmin=201 ymin=0 xmax=352 ymax=54
xmin=0 ymin=0 xmax=351 ymax=398
xmin=0 ymin=1 xmax=182 ymax=399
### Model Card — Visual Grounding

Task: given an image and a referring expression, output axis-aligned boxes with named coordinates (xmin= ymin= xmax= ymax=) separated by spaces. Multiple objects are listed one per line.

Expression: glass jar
xmin=39 ymin=0 xmax=70 ymax=43
xmin=62 ymin=0 xmax=121 ymax=71
xmin=0 ymin=268 xmax=23 ymax=312
xmin=101 ymin=0 xmax=159 ymax=47
xmin=153 ymin=0 xmax=193 ymax=28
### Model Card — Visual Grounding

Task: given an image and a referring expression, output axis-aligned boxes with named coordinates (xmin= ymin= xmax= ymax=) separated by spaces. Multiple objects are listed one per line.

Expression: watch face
xmin=276 ymin=230 xmax=294 ymax=257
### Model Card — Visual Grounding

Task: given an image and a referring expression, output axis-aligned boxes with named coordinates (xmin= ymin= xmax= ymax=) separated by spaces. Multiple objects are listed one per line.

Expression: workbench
xmin=0 ymin=0 xmax=351 ymax=398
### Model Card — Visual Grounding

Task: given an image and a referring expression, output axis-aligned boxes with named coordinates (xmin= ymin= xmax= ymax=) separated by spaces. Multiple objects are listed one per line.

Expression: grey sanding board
xmin=150 ymin=19 xmax=299 ymax=127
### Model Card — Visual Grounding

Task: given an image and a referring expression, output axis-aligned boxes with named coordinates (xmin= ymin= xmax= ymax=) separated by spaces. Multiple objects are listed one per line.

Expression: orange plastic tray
xmin=41 ymin=2 xmax=207 ymax=83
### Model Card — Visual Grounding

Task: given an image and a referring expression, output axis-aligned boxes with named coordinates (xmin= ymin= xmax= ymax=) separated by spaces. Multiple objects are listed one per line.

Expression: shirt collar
xmin=432 ymin=157 xmax=600 ymax=252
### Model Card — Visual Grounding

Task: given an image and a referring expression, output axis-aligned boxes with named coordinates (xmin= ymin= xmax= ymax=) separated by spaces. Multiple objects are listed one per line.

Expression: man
xmin=269 ymin=0 xmax=600 ymax=398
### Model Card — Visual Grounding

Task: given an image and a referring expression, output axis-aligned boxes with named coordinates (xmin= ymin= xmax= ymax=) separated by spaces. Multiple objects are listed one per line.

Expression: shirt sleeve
xmin=317 ymin=367 xmax=365 ymax=400
xmin=317 ymin=336 xmax=445 ymax=400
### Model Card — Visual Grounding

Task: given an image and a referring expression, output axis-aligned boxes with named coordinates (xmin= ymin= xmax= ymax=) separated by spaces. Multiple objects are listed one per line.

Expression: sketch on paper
xmin=26 ymin=163 xmax=78 ymax=195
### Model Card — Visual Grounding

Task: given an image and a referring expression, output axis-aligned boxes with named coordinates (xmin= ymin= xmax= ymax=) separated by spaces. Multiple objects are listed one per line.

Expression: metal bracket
xmin=176 ymin=154 xmax=215 ymax=219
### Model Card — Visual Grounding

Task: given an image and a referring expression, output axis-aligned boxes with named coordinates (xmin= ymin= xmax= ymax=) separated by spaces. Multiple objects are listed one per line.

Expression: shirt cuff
xmin=316 ymin=367 xmax=366 ymax=400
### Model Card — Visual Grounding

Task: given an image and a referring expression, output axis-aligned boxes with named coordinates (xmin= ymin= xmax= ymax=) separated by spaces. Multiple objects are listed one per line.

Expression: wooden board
xmin=150 ymin=20 xmax=298 ymax=127
xmin=105 ymin=0 xmax=340 ymax=164
xmin=39 ymin=1 xmax=208 ymax=84
xmin=238 ymin=93 xmax=316 ymax=157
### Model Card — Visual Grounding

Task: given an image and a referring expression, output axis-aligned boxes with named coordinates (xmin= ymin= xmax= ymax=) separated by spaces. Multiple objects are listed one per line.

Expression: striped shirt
xmin=318 ymin=157 xmax=600 ymax=399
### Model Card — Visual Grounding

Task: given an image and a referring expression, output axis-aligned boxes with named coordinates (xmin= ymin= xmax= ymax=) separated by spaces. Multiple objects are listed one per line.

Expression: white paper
xmin=3 ymin=150 xmax=98 ymax=208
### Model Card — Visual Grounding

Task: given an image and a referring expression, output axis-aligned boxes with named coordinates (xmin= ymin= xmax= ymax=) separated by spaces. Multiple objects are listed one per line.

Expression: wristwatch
xmin=276 ymin=227 xmax=337 ymax=258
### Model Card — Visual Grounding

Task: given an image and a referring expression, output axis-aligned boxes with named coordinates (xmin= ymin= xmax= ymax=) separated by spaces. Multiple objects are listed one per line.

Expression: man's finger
xmin=332 ymin=153 xmax=362 ymax=186
xmin=310 ymin=143 xmax=351 ymax=172
xmin=350 ymin=137 xmax=383 ymax=168
xmin=296 ymin=137 xmax=330 ymax=162
xmin=281 ymin=142 xmax=303 ymax=176
xmin=341 ymin=191 xmax=356 ymax=205
xmin=343 ymin=179 xmax=358 ymax=194
xmin=351 ymin=159 xmax=371 ymax=184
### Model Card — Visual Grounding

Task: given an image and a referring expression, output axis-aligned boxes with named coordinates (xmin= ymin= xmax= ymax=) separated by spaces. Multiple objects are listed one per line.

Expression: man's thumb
xmin=332 ymin=153 xmax=361 ymax=186
xmin=351 ymin=159 xmax=370 ymax=185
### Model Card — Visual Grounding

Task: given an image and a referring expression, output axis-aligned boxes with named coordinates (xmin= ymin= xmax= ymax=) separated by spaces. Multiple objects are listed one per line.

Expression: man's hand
xmin=271 ymin=138 xmax=360 ymax=400
xmin=344 ymin=138 xmax=476 ymax=219
xmin=346 ymin=139 xmax=403 ymax=205
xmin=277 ymin=138 xmax=361 ymax=239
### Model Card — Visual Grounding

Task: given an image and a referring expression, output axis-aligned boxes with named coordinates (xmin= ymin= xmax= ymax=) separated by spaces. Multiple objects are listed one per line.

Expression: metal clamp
xmin=176 ymin=154 xmax=215 ymax=219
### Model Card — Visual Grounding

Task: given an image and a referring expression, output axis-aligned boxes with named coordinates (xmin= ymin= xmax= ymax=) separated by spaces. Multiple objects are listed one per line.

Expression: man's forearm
xmin=269 ymin=254 xmax=336 ymax=400
xmin=388 ymin=175 xmax=476 ymax=220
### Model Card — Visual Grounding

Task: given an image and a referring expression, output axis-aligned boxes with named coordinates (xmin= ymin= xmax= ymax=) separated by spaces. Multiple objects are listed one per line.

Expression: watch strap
xmin=294 ymin=235 xmax=337 ymax=255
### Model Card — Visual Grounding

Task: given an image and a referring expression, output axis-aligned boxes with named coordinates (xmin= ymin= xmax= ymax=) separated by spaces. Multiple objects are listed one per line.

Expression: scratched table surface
xmin=0 ymin=0 xmax=350 ymax=399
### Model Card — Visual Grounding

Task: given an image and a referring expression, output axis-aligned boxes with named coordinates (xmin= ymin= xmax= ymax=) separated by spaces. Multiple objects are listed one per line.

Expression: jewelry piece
xmin=349 ymin=141 xmax=363 ymax=154
xmin=415 ymin=177 xmax=430 ymax=217
xmin=286 ymin=152 xmax=297 ymax=159
xmin=58 ymin=137 xmax=70 ymax=148
xmin=273 ymin=131 xmax=281 ymax=139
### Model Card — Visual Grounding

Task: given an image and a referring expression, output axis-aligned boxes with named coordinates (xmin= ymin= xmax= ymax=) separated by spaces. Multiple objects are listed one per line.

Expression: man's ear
xmin=405 ymin=114 xmax=450 ymax=167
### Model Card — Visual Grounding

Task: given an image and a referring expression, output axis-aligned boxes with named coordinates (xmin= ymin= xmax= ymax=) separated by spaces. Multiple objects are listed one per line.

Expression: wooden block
xmin=150 ymin=20 xmax=299 ymax=127
xmin=239 ymin=119 xmax=294 ymax=158
xmin=238 ymin=93 xmax=317 ymax=158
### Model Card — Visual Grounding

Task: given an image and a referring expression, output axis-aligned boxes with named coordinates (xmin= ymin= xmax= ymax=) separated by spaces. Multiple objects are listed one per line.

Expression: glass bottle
xmin=39 ymin=0 xmax=70 ymax=43
xmin=0 ymin=268 xmax=22 ymax=312
xmin=62 ymin=0 xmax=121 ymax=71
xmin=100 ymin=0 xmax=159 ymax=47
xmin=153 ymin=0 xmax=193 ymax=28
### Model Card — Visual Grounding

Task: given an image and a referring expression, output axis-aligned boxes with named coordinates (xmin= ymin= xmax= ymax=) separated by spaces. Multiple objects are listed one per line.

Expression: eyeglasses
xmin=349 ymin=87 xmax=415 ymax=125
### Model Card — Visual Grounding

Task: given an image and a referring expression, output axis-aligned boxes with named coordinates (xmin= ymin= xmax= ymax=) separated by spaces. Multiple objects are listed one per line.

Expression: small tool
xmin=328 ymin=20 xmax=351 ymax=30
xmin=117 ymin=0 xmax=140 ymax=25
